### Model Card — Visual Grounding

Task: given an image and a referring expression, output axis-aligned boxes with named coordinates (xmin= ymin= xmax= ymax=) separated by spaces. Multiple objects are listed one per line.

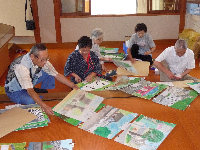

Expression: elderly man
xmin=154 ymin=39 xmax=198 ymax=82
xmin=5 ymin=43 xmax=78 ymax=115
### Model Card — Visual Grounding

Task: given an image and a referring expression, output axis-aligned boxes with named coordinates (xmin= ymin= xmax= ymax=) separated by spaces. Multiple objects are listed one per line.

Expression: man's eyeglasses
xmin=35 ymin=55 xmax=50 ymax=62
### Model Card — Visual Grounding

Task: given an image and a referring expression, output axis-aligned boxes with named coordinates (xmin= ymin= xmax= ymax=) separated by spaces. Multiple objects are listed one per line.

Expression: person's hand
xmin=72 ymin=84 xmax=79 ymax=89
xmin=144 ymin=51 xmax=151 ymax=55
xmin=75 ymin=75 xmax=82 ymax=83
xmin=174 ymin=74 xmax=182 ymax=80
xmin=130 ymin=58 xmax=136 ymax=63
xmin=166 ymin=71 xmax=176 ymax=80
xmin=85 ymin=75 xmax=93 ymax=83
xmin=42 ymin=105 xmax=54 ymax=115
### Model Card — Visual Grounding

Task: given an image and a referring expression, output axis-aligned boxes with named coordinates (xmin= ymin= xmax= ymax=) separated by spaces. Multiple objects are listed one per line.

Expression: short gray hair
xmin=29 ymin=43 xmax=47 ymax=57
xmin=175 ymin=39 xmax=187 ymax=50
xmin=91 ymin=28 xmax=104 ymax=40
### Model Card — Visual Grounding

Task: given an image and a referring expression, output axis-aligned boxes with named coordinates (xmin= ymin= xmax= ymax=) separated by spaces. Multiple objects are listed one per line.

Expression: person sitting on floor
xmin=64 ymin=36 xmax=102 ymax=84
xmin=4 ymin=43 xmax=78 ymax=115
xmin=153 ymin=39 xmax=199 ymax=82
xmin=127 ymin=23 xmax=156 ymax=65
xmin=75 ymin=28 xmax=112 ymax=72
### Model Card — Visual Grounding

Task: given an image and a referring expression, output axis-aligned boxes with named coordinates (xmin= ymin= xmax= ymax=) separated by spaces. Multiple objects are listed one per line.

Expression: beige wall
xmin=61 ymin=15 xmax=180 ymax=42
xmin=1 ymin=0 xmax=180 ymax=43
xmin=0 ymin=0 xmax=34 ymax=36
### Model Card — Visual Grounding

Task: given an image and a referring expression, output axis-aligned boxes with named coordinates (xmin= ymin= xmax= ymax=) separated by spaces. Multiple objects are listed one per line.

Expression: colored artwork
xmin=187 ymin=82 xmax=200 ymax=93
xmin=53 ymin=103 xmax=106 ymax=126
xmin=153 ymin=86 xmax=198 ymax=110
xmin=0 ymin=105 xmax=49 ymax=131
xmin=53 ymin=89 xmax=104 ymax=122
xmin=77 ymin=77 xmax=115 ymax=91
xmin=79 ymin=105 xmax=138 ymax=139
xmin=114 ymin=115 xmax=176 ymax=150
xmin=0 ymin=142 xmax=26 ymax=150
xmin=101 ymin=53 xmax=128 ymax=61
xmin=119 ymin=79 xmax=168 ymax=100
xmin=112 ymin=60 xmax=138 ymax=74
xmin=28 ymin=139 xmax=74 ymax=150
xmin=106 ymin=76 xmax=141 ymax=91
xmin=100 ymin=47 xmax=119 ymax=53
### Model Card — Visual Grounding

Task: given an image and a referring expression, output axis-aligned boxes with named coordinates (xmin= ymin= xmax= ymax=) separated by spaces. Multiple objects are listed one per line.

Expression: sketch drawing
xmin=153 ymin=86 xmax=198 ymax=110
xmin=187 ymin=82 xmax=200 ymax=94
xmin=53 ymin=89 xmax=104 ymax=122
xmin=28 ymin=139 xmax=74 ymax=150
xmin=114 ymin=115 xmax=176 ymax=150
xmin=119 ymin=79 xmax=168 ymax=100
xmin=77 ymin=77 xmax=114 ymax=91
xmin=112 ymin=60 xmax=138 ymax=74
xmin=80 ymin=105 xmax=138 ymax=139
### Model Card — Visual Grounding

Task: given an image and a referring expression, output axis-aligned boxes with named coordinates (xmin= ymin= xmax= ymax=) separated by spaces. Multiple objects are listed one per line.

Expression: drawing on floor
xmin=187 ymin=82 xmax=200 ymax=94
xmin=100 ymin=47 xmax=119 ymax=53
xmin=15 ymin=108 xmax=49 ymax=131
xmin=119 ymin=78 xmax=168 ymax=100
xmin=77 ymin=77 xmax=115 ymax=91
xmin=0 ymin=104 xmax=49 ymax=131
xmin=79 ymin=105 xmax=138 ymax=139
xmin=0 ymin=142 xmax=26 ymax=150
xmin=53 ymin=89 xmax=104 ymax=122
xmin=112 ymin=60 xmax=138 ymax=74
xmin=101 ymin=53 xmax=128 ymax=61
xmin=153 ymin=86 xmax=198 ymax=110
xmin=53 ymin=103 xmax=106 ymax=126
xmin=114 ymin=115 xmax=176 ymax=150
xmin=106 ymin=76 xmax=141 ymax=91
xmin=28 ymin=139 xmax=74 ymax=150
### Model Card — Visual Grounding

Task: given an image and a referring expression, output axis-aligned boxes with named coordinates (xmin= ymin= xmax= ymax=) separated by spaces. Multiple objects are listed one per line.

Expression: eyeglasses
xmin=35 ymin=55 xmax=50 ymax=62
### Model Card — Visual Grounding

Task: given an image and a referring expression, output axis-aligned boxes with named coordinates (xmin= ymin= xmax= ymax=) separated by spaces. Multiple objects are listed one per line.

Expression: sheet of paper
xmin=0 ymin=107 xmax=37 ymax=138
xmin=53 ymin=89 xmax=104 ymax=122
xmin=117 ymin=61 xmax=150 ymax=76
xmin=153 ymin=86 xmax=198 ymax=110
xmin=114 ymin=115 xmax=176 ymax=150
xmin=80 ymin=105 xmax=138 ymax=139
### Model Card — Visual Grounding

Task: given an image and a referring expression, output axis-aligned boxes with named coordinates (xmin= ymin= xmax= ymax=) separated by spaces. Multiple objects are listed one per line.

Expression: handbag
xmin=25 ymin=0 xmax=36 ymax=30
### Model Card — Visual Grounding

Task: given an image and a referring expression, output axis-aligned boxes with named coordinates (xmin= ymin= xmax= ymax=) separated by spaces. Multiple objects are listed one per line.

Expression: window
xmin=61 ymin=0 xmax=179 ymax=17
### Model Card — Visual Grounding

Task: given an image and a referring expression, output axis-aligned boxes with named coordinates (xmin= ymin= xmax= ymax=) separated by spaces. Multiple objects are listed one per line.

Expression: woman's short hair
xmin=91 ymin=28 xmax=104 ymax=40
xmin=30 ymin=43 xmax=47 ymax=57
xmin=175 ymin=39 xmax=187 ymax=50
xmin=78 ymin=36 xmax=92 ymax=49
xmin=135 ymin=23 xmax=147 ymax=33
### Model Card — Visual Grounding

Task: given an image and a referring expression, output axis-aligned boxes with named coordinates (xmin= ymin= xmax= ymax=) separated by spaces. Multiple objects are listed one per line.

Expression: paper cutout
xmin=0 ymin=107 xmax=37 ymax=138
xmin=53 ymin=89 xmax=104 ymax=122
xmin=153 ymin=86 xmax=198 ymax=110
xmin=117 ymin=61 xmax=150 ymax=76
xmin=187 ymin=82 xmax=200 ymax=93
xmin=113 ymin=60 xmax=138 ymax=74
xmin=100 ymin=47 xmax=119 ymax=53
xmin=119 ymin=78 xmax=168 ymax=100
xmin=79 ymin=105 xmax=138 ymax=139
xmin=77 ymin=77 xmax=115 ymax=91
xmin=114 ymin=115 xmax=176 ymax=150
xmin=28 ymin=139 xmax=74 ymax=150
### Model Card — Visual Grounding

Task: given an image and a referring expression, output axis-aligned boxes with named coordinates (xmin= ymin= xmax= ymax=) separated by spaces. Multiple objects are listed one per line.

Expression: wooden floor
xmin=0 ymin=41 xmax=200 ymax=150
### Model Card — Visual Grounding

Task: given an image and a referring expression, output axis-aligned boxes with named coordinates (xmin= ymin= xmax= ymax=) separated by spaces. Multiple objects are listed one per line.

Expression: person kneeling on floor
xmin=4 ymin=43 xmax=78 ymax=115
